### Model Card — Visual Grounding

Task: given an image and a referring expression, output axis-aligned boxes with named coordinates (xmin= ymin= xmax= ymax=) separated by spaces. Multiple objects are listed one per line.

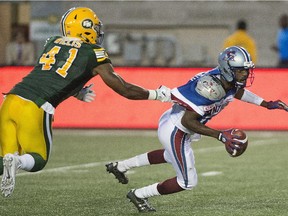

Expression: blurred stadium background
xmin=1 ymin=1 xmax=288 ymax=131
xmin=0 ymin=1 xmax=288 ymax=67
xmin=1 ymin=2 xmax=288 ymax=215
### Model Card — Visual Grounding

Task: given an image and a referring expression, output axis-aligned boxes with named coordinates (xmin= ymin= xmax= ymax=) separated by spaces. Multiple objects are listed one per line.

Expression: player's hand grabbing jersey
xmin=9 ymin=36 xmax=111 ymax=108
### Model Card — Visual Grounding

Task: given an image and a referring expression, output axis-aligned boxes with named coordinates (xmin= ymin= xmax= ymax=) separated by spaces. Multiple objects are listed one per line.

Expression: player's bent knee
xmin=178 ymin=180 xmax=198 ymax=190
xmin=29 ymin=153 xmax=48 ymax=172
xmin=177 ymin=175 xmax=198 ymax=190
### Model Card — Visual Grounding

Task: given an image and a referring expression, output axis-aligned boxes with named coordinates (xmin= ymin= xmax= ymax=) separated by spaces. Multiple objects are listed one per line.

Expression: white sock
xmin=18 ymin=154 xmax=35 ymax=171
xmin=117 ymin=153 xmax=150 ymax=172
xmin=135 ymin=183 xmax=161 ymax=199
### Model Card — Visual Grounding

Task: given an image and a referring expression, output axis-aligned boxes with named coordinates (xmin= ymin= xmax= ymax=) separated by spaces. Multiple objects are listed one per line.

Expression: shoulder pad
xmin=195 ymin=75 xmax=225 ymax=101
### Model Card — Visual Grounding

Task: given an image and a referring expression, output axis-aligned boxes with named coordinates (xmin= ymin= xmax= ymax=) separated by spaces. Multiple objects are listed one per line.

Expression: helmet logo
xmin=82 ymin=19 xmax=93 ymax=29
xmin=223 ymin=51 xmax=236 ymax=61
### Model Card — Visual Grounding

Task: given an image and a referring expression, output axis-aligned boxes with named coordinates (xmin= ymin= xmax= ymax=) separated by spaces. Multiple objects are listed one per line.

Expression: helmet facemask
xmin=232 ymin=67 xmax=255 ymax=88
xmin=94 ymin=21 xmax=104 ymax=45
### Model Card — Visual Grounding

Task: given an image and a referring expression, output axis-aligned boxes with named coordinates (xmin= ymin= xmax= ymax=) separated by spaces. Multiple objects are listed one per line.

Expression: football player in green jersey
xmin=0 ymin=7 xmax=171 ymax=198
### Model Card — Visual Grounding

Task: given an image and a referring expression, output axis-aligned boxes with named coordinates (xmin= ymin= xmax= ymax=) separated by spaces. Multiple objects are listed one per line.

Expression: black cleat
xmin=127 ymin=189 xmax=156 ymax=213
xmin=105 ymin=162 xmax=128 ymax=184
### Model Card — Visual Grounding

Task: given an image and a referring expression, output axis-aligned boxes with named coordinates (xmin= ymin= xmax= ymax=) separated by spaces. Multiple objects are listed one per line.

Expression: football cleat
xmin=127 ymin=189 xmax=156 ymax=213
xmin=1 ymin=153 xmax=20 ymax=198
xmin=105 ymin=162 xmax=128 ymax=184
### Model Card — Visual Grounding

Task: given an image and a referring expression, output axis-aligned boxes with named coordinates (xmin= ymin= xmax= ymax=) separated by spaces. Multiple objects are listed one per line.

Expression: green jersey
xmin=9 ymin=36 xmax=111 ymax=108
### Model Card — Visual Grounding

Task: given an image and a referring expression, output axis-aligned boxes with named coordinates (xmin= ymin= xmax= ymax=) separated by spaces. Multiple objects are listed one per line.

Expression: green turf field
xmin=1 ymin=130 xmax=287 ymax=216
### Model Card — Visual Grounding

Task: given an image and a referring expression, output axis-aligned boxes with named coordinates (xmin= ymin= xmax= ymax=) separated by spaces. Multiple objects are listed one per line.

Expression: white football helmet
xmin=218 ymin=46 xmax=255 ymax=87
xmin=196 ymin=75 xmax=226 ymax=101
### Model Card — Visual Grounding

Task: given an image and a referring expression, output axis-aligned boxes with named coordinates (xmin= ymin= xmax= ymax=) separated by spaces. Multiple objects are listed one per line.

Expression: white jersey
xmin=157 ymin=67 xmax=240 ymax=189
xmin=157 ymin=68 xmax=240 ymax=190
xmin=168 ymin=67 xmax=238 ymax=134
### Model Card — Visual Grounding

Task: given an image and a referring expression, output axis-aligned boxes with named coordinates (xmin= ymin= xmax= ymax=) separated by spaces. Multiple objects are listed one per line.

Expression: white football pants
xmin=157 ymin=109 xmax=198 ymax=190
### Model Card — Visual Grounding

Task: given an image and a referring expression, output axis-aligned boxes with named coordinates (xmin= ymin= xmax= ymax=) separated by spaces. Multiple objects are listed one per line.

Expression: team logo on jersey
xmin=223 ymin=51 xmax=236 ymax=61
xmin=82 ymin=19 xmax=93 ymax=29
xmin=203 ymin=104 xmax=215 ymax=111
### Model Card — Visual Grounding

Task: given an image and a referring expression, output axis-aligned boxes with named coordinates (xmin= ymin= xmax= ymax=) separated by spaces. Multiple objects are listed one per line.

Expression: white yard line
xmin=201 ymin=171 xmax=222 ymax=177
xmin=54 ymin=129 xmax=158 ymax=137
xmin=16 ymin=137 xmax=279 ymax=177
xmin=17 ymin=161 xmax=105 ymax=176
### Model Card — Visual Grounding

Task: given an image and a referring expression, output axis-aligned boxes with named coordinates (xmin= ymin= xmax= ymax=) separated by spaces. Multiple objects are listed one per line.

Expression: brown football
xmin=226 ymin=129 xmax=248 ymax=157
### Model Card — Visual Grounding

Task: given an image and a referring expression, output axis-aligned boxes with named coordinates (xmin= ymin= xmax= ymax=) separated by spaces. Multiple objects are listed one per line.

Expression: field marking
xmin=16 ymin=137 xmax=280 ymax=177
xmin=17 ymin=161 xmax=105 ymax=177
xmin=201 ymin=171 xmax=222 ymax=177
xmin=54 ymin=129 xmax=158 ymax=137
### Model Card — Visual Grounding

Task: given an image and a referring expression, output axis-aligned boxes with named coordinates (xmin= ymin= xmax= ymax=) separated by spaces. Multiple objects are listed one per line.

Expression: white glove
xmin=148 ymin=85 xmax=171 ymax=102
xmin=75 ymin=84 xmax=96 ymax=103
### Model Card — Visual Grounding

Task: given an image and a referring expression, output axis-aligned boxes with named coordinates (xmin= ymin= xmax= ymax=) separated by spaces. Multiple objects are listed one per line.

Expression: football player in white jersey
xmin=106 ymin=46 xmax=288 ymax=212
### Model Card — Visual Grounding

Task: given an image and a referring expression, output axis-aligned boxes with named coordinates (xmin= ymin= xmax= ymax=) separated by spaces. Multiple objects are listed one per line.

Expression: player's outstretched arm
xmin=93 ymin=63 xmax=171 ymax=102
xmin=235 ymin=89 xmax=288 ymax=112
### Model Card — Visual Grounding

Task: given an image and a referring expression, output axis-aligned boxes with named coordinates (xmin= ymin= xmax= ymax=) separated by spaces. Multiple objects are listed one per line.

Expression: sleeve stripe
xmin=94 ymin=49 xmax=108 ymax=62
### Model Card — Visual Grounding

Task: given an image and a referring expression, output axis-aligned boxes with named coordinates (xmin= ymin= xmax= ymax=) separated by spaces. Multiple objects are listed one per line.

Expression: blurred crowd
xmin=5 ymin=25 xmax=35 ymax=66
xmin=3 ymin=10 xmax=288 ymax=68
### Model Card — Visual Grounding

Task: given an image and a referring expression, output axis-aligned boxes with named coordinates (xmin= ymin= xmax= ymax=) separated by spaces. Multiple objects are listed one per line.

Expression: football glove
xmin=155 ymin=85 xmax=171 ymax=102
xmin=267 ymin=100 xmax=288 ymax=111
xmin=218 ymin=129 xmax=242 ymax=155
xmin=75 ymin=84 xmax=96 ymax=103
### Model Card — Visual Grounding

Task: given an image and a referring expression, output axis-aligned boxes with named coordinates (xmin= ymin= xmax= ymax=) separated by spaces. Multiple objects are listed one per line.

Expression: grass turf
xmin=0 ymin=130 xmax=287 ymax=216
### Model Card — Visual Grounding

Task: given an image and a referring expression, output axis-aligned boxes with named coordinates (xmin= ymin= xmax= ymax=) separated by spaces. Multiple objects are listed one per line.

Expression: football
xmin=226 ymin=129 xmax=248 ymax=157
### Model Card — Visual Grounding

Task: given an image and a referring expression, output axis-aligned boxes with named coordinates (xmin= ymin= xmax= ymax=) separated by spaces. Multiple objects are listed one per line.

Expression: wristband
xmin=148 ymin=90 xmax=157 ymax=100
xmin=218 ymin=132 xmax=227 ymax=143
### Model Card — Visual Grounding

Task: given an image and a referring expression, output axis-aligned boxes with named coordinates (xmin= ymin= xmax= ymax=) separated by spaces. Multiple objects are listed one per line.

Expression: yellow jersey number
xmin=39 ymin=46 xmax=78 ymax=78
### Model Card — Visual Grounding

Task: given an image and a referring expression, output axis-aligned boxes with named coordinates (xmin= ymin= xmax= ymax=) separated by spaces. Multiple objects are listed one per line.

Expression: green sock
xmin=28 ymin=153 xmax=47 ymax=172
xmin=0 ymin=157 xmax=3 ymax=175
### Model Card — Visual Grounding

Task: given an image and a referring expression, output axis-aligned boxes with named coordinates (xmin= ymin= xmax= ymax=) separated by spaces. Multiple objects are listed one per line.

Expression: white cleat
xmin=1 ymin=153 xmax=20 ymax=198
